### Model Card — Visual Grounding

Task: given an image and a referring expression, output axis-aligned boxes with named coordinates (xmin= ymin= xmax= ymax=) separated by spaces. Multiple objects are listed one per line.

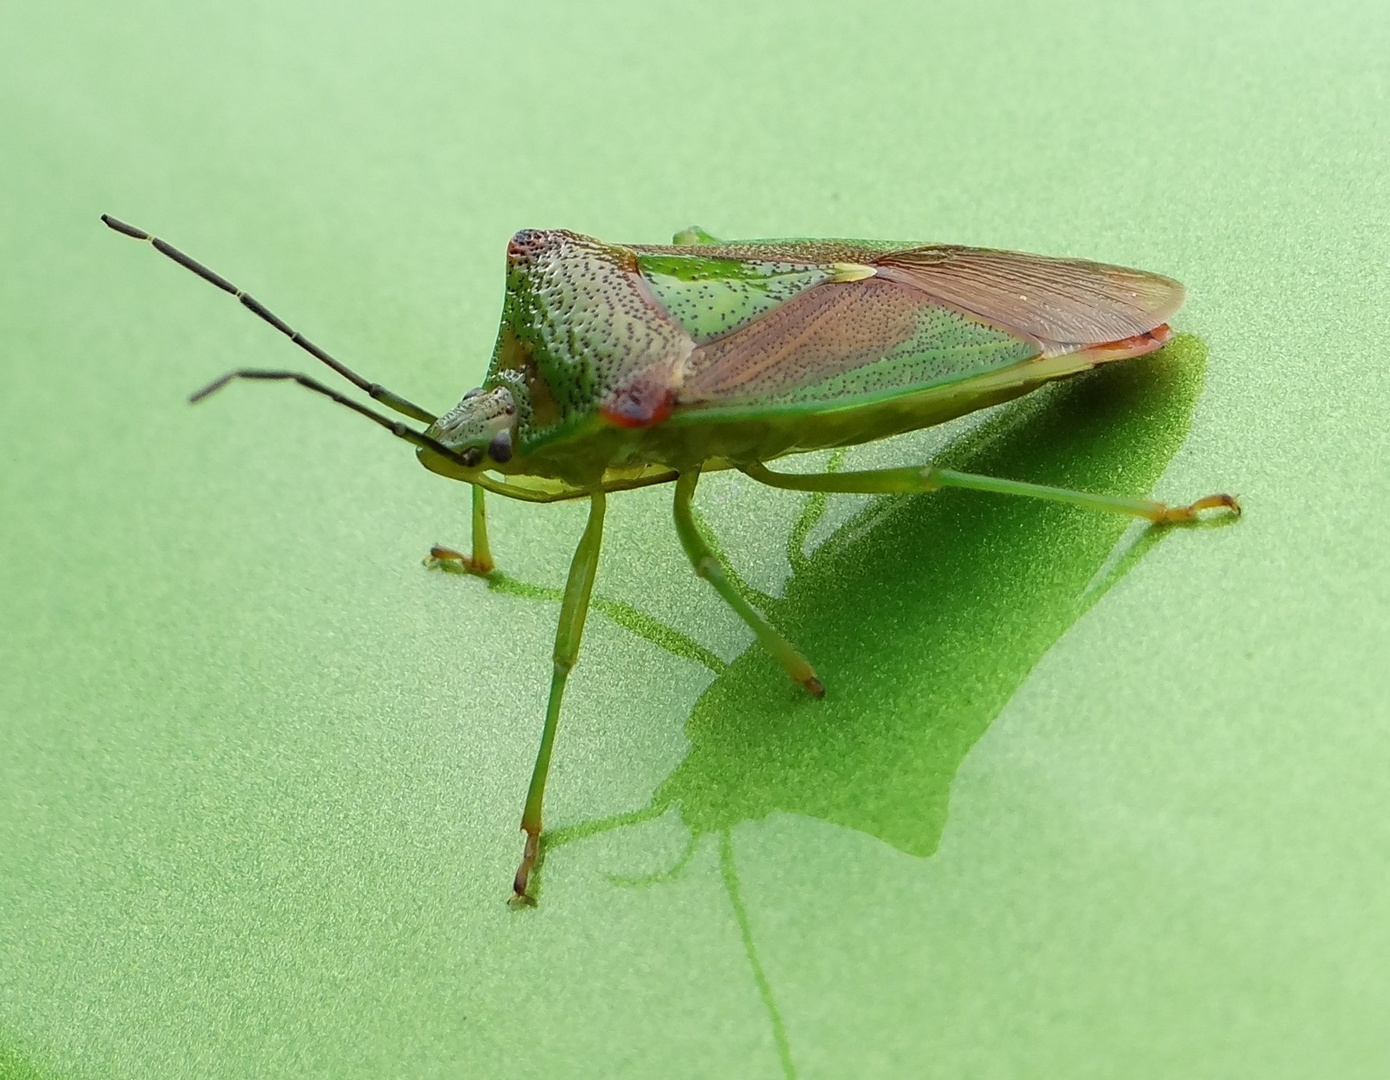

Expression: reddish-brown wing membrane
xmin=873 ymin=245 xmax=1185 ymax=356
xmin=669 ymin=243 xmax=1183 ymax=419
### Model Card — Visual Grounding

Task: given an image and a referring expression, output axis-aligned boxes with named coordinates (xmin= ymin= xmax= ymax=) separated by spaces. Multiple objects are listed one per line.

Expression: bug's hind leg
xmin=673 ymin=468 xmax=823 ymax=697
xmin=741 ymin=461 xmax=1241 ymax=524
xmin=426 ymin=485 xmax=496 ymax=576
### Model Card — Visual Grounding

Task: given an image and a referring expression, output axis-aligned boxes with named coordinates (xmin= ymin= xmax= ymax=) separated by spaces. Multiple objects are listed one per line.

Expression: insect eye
xmin=462 ymin=387 xmax=483 ymax=400
xmin=488 ymin=429 xmax=513 ymax=463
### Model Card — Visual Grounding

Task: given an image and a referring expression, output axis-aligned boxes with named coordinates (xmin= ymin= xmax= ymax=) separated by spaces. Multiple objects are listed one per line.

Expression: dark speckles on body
xmin=681 ymin=280 xmax=1037 ymax=406
xmin=479 ymin=230 xmax=691 ymax=451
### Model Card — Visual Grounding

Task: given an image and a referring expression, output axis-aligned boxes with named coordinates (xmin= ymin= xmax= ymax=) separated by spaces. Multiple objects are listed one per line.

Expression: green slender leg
xmin=426 ymin=485 xmax=496 ymax=576
xmin=685 ymin=500 xmax=779 ymax=612
xmin=513 ymin=490 xmax=607 ymax=902
xmin=469 ymin=484 xmax=495 ymax=572
xmin=673 ymin=469 xmax=824 ymax=697
xmin=427 ymin=486 xmax=494 ymax=573
xmin=742 ymin=461 xmax=1240 ymax=524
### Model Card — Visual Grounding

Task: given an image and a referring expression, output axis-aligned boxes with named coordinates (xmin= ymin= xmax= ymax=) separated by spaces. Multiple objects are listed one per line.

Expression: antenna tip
xmin=101 ymin=214 xmax=148 ymax=240
xmin=189 ymin=373 xmax=233 ymax=404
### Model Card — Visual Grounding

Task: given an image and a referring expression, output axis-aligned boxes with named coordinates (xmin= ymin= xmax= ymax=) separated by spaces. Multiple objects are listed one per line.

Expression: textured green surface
xmin=638 ymin=252 xmax=835 ymax=343
xmin=3 ymin=1 xmax=1389 ymax=1077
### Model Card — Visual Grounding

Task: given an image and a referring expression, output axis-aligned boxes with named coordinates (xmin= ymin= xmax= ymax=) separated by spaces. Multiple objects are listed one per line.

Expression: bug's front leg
xmin=673 ymin=468 xmax=823 ymax=697
xmin=512 ymin=489 xmax=607 ymax=903
xmin=428 ymin=484 xmax=496 ymax=576
xmin=742 ymin=462 xmax=1240 ymax=524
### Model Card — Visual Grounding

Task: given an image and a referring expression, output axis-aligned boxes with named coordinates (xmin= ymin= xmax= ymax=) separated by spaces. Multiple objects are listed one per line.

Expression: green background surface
xmin=3 ymin=1 xmax=1389 ymax=1077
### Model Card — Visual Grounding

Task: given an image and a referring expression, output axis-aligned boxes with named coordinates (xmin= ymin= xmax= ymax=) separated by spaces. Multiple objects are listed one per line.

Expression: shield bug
xmin=101 ymin=215 xmax=1239 ymax=901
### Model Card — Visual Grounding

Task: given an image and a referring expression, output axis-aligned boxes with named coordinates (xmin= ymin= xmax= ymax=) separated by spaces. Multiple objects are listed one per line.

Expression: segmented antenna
xmin=181 ymin=367 xmax=485 ymax=472
xmin=100 ymin=214 xmax=437 ymax=424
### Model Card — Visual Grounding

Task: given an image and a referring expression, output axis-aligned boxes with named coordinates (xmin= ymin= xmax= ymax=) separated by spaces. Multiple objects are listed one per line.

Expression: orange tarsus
xmin=512 ymin=827 xmax=540 ymax=904
xmin=427 ymin=544 xmax=494 ymax=577
xmin=787 ymin=656 xmax=825 ymax=698
xmin=600 ymin=390 xmax=676 ymax=429
xmin=1151 ymin=492 xmax=1242 ymax=524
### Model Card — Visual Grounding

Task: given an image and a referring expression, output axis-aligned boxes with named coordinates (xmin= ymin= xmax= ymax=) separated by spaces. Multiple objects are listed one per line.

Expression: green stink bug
xmin=101 ymin=215 xmax=1239 ymax=902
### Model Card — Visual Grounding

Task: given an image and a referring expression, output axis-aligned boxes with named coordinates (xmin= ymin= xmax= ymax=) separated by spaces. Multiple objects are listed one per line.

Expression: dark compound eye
xmin=488 ymin=429 xmax=513 ymax=464
xmin=462 ymin=387 xmax=483 ymax=400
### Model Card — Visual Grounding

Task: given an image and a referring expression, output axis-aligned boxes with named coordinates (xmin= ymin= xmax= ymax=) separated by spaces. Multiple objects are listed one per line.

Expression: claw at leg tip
xmin=509 ymin=829 xmax=539 ymax=905
xmin=1155 ymin=492 xmax=1242 ymax=525
xmin=1193 ymin=493 xmax=1242 ymax=520
xmin=425 ymin=545 xmax=495 ymax=576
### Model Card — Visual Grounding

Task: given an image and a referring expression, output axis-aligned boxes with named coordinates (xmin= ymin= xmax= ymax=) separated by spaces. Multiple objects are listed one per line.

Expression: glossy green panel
xmin=637 ymin=253 xmax=833 ymax=342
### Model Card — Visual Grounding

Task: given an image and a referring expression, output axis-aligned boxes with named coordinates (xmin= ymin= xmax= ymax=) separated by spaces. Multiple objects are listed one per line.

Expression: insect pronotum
xmin=102 ymin=214 xmax=1239 ymax=901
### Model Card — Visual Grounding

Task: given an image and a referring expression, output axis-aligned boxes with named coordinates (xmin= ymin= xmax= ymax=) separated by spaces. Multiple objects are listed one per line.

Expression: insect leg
xmin=100 ymin=214 xmax=437 ymax=424
xmin=514 ymin=490 xmax=607 ymax=902
xmin=925 ymin=470 xmax=1240 ymax=523
xmin=470 ymin=485 xmax=495 ymax=572
xmin=742 ymin=462 xmax=1240 ymax=524
xmin=673 ymin=468 xmax=824 ymax=697
xmin=429 ymin=486 xmax=496 ymax=574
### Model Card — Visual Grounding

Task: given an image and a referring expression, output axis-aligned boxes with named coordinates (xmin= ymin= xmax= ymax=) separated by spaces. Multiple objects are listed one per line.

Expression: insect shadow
xmin=439 ymin=335 xmax=1217 ymax=1078
xmin=537 ymin=333 xmax=1216 ymax=864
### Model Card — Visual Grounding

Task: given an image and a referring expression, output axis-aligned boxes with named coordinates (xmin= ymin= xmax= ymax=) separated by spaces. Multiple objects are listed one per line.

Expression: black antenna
xmin=100 ymin=214 xmax=438 ymax=424
xmin=186 ymin=367 xmax=480 ymax=470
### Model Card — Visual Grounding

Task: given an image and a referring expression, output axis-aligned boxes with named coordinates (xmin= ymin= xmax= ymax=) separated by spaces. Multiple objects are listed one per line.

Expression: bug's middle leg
xmin=741 ymin=462 xmax=1240 ymax=524
xmin=673 ymin=468 xmax=823 ymax=697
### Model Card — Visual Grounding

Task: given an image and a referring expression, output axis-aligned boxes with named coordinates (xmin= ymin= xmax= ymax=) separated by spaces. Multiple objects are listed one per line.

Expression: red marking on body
xmin=601 ymin=390 xmax=675 ymax=428
xmin=1074 ymin=323 xmax=1173 ymax=362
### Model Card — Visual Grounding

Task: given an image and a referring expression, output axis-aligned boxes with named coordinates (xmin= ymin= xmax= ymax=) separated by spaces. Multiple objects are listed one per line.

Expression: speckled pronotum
xmin=101 ymin=214 xmax=1239 ymax=901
